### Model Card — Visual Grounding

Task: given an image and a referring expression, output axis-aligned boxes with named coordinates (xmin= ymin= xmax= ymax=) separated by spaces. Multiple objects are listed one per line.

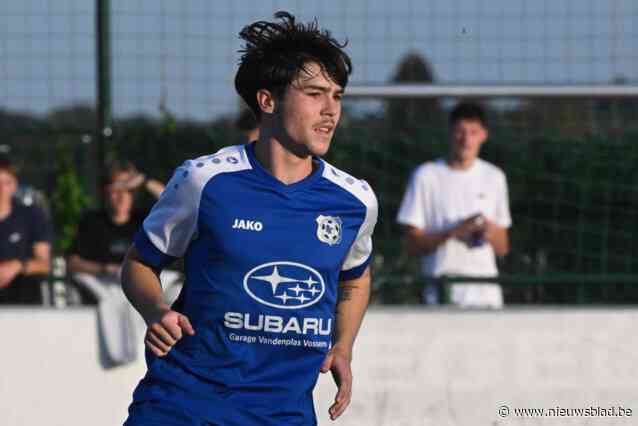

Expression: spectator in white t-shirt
xmin=396 ymin=102 xmax=511 ymax=308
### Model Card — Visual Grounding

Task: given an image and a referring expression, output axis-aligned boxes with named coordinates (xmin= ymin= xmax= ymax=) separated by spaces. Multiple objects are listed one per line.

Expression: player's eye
xmin=307 ymin=92 xmax=321 ymax=97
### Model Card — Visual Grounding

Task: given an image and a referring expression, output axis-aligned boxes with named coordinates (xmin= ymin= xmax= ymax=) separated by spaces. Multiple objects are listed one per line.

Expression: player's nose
xmin=321 ymin=96 xmax=339 ymax=117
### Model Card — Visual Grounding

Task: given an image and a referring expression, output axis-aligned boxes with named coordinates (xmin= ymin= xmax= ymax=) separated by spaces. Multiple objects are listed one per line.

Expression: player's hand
xmin=320 ymin=345 xmax=353 ymax=421
xmin=103 ymin=263 xmax=121 ymax=278
xmin=110 ymin=172 xmax=146 ymax=191
xmin=144 ymin=307 xmax=195 ymax=357
xmin=125 ymin=172 xmax=146 ymax=190
xmin=451 ymin=213 xmax=485 ymax=241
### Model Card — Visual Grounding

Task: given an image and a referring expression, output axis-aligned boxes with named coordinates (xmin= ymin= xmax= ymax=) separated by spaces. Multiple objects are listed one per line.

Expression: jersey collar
xmin=245 ymin=141 xmax=325 ymax=194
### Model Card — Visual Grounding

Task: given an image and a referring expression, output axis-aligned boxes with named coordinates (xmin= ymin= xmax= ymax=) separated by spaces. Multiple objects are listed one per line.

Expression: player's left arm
xmin=482 ymin=220 xmax=509 ymax=256
xmin=11 ymin=205 xmax=52 ymax=278
xmin=117 ymin=171 xmax=165 ymax=199
xmin=0 ymin=242 xmax=51 ymax=288
xmin=483 ymin=170 xmax=512 ymax=257
xmin=321 ymin=266 xmax=371 ymax=421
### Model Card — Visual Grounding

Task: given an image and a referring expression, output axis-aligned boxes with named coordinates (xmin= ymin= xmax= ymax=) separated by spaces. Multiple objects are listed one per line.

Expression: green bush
xmin=51 ymin=145 xmax=92 ymax=253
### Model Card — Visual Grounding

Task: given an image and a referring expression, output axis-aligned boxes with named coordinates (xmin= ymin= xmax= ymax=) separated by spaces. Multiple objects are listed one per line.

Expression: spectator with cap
xmin=67 ymin=160 xmax=164 ymax=279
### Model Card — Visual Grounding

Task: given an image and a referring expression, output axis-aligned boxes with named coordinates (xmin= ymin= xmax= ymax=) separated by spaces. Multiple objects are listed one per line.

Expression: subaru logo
xmin=243 ymin=262 xmax=325 ymax=309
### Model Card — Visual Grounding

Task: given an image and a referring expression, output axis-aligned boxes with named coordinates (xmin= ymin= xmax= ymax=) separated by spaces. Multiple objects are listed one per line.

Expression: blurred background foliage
xmin=3 ymin=51 xmax=638 ymax=304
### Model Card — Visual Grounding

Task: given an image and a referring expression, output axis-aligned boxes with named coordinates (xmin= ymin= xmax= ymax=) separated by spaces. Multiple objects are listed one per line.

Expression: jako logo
xmin=232 ymin=218 xmax=263 ymax=231
xmin=243 ymin=262 xmax=325 ymax=309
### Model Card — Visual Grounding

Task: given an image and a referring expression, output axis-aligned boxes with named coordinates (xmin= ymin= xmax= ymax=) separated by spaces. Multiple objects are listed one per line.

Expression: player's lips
xmin=313 ymin=122 xmax=335 ymax=134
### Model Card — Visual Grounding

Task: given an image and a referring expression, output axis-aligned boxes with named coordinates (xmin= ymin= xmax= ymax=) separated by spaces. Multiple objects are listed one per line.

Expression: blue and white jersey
xmin=130 ymin=142 xmax=378 ymax=425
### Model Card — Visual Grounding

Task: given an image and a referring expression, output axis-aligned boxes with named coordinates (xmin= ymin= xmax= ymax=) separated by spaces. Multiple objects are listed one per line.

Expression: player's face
xmin=0 ymin=170 xmax=17 ymax=205
xmin=106 ymin=172 xmax=134 ymax=217
xmin=449 ymin=119 xmax=487 ymax=165
xmin=276 ymin=62 xmax=343 ymax=157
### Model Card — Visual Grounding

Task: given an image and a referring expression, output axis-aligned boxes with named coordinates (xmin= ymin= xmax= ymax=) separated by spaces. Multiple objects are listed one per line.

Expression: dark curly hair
xmin=449 ymin=102 xmax=488 ymax=128
xmin=235 ymin=11 xmax=352 ymax=118
xmin=0 ymin=156 xmax=19 ymax=179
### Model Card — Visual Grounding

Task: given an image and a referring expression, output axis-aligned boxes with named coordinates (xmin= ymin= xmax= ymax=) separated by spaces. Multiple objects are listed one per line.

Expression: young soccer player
xmin=122 ymin=11 xmax=377 ymax=425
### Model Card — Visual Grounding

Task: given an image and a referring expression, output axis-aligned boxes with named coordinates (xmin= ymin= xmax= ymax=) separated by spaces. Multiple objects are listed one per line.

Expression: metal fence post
xmin=96 ymin=0 xmax=112 ymax=208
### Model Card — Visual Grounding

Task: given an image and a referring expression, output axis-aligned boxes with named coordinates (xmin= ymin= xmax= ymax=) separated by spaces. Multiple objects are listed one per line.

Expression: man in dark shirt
xmin=67 ymin=161 xmax=164 ymax=278
xmin=70 ymin=209 xmax=146 ymax=271
xmin=0 ymin=158 xmax=52 ymax=305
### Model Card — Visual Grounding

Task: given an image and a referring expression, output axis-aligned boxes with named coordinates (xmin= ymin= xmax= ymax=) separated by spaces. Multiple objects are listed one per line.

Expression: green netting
xmin=3 ymin=1 xmax=638 ymax=304
xmin=323 ymin=99 xmax=638 ymax=303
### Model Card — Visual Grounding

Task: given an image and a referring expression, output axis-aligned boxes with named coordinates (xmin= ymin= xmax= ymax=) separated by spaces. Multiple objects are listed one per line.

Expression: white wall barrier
xmin=2 ymin=307 xmax=637 ymax=426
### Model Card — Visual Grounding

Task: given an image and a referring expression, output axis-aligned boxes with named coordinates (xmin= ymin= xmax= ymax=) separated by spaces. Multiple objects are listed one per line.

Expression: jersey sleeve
xmin=494 ymin=170 xmax=512 ymax=228
xmin=134 ymin=161 xmax=204 ymax=270
xmin=340 ymin=189 xmax=378 ymax=281
xmin=396 ymin=166 xmax=427 ymax=230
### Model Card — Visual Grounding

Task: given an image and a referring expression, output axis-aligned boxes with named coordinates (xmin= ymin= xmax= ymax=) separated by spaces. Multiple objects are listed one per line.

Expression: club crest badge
xmin=316 ymin=215 xmax=342 ymax=246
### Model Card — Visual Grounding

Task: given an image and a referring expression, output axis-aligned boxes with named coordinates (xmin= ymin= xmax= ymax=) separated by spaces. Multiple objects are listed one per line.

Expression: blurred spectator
xmin=0 ymin=157 xmax=52 ymax=305
xmin=396 ymin=103 xmax=511 ymax=308
xmin=67 ymin=160 xmax=164 ymax=279
xmin=16 ymin=184 xmax=51 ymax=220
xmin=67 ymin=160 xmax=166 ymax=366
xmin=235 ymin=108 xmax=259 ymax=143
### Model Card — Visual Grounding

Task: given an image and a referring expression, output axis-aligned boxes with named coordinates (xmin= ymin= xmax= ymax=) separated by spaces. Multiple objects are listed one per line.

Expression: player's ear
xmin=256 ymin=89 xmax=276 ymax=114
xmin=482 ymin=127 xmax=489 ymax=144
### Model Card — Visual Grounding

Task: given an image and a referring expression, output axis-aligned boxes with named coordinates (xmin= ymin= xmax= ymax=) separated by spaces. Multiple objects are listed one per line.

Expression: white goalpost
xmin=347 ymin=84 xmax=638 ymax=98
xmin=346 ymin=84 xmax=638 ymax=98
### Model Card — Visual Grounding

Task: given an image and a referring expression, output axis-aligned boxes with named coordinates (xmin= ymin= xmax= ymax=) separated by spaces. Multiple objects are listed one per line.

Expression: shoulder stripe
xmin=143 ymin=144 xmax=251 ymax=257
xmin=174 ymin=144 xmax=252 ymax=193
xmin=320 ymin=161 xmax=377 ymax=209
xmin=320 ymin=160 xmax=378 ymax=274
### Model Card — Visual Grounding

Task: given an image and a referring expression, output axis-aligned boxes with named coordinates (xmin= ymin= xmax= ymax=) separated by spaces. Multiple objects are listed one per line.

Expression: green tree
xmin=51 ymin=146 xmax=92 ymax=253
xmin=386 ymin=52 xmax=442 ymax=132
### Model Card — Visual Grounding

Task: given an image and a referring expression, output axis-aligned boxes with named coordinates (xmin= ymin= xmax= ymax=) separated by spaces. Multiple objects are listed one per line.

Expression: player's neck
xmin=447 ymin=154 xmax=476 ymax=170
xmin=110 ymin=209 xmax=130 ymax=225
xmin=254 ymin=137 xmax=315 ymax=185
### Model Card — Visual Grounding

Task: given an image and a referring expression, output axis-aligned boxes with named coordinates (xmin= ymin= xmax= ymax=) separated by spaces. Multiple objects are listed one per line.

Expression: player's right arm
xmin=398 ymin=166 xmax=485 ymax=256
xmin=120 ymin=160 xmax=203 ymax=356
xmin=398 ymin=165 xmax=447 ymax=256
xmin=403 ymin=225 xmax=451 ymax=256
xmin=121 ymin=245 xmax=194 ymax=356
xmin=403 ymin=214 xmax=484 ymax=256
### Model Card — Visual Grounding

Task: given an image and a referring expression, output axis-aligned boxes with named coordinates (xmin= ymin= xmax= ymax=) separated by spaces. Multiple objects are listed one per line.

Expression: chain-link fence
xmin=2 ymin=0 xmax=637 ymax=303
